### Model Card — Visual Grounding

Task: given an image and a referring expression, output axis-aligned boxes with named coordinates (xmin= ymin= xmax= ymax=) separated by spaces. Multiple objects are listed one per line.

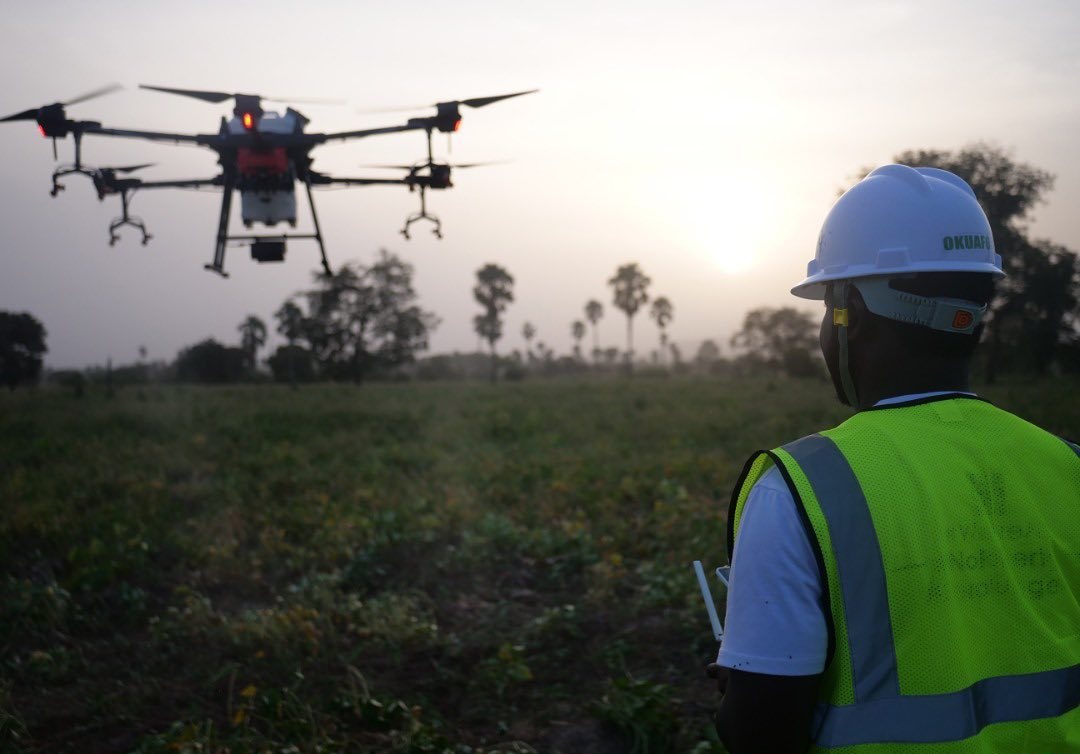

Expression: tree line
xmin=472 ymin=261 xmax=679 ymax=382
xmin=2 ymin=145 xmax=1076 ymax=389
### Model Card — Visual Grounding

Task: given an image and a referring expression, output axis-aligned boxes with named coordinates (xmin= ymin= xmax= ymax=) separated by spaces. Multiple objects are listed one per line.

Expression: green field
xmin=2 ymin=376 xmax=1075 ymax=753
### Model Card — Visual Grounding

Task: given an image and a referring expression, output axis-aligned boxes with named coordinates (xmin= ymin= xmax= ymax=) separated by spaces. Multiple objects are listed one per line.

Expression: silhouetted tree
xmin=695 ymin=339 xmax=721 ymax=368
xmin=585 ymin=299 xmax=603 ymax=363
xmin=175 ymin=339 xmax=246 ymax=383
xmin=50 ymin=369 xmax=86 ymax=397
xmin=669 ymin=342 xmax=683 ymax=369
xmin=105 ymin=357 xmax=115 ymax=398
xmin=301 ymin=250 xmax=438 ymax=382
xmin=274 ymin=299 xmax=305 ymax=387
xmin=522 ymin=322 xmax=536 ymax=363
xmin=608 ymin=263 xmax=651 ymax=371
xmin=536 ymin=340 xmax=553 ymax=364
xmin=275 ymin=300 xmax=304 ymax=343
xmin=862 ymin=144 xmax=1078 ymax=377
xmin=649 ymin=296 xmax=674 ymax=365
xmin=571 ymin=320 xmax=586 ymax=360
xmin=473 ymin=264 xmax=514 ymax=383
xmin=267 ymin=345 xmax=316 ymax=384
xmin=731 ymin=307 xmax=821 ymax=378
xmin=237 ymin=315 xmax=267 ymax=374
xmin=0 ymin=311 xmax=47 ymax=390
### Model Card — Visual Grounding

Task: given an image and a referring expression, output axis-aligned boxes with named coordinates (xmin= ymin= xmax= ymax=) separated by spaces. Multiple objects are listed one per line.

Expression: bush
xmin=266 ymin=345 xmax=317 ymax=383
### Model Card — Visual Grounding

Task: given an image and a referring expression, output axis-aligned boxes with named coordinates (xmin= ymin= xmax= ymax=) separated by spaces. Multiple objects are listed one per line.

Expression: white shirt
xmin=716 ymin=391 xmax=975 ymax=675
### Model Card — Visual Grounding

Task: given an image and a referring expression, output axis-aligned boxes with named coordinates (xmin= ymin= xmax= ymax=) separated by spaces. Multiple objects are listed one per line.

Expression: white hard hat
xmin=792 ymin=164 xmax=1004 ymax=301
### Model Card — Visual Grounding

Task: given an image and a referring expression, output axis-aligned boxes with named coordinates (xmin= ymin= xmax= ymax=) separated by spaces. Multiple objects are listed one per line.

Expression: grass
xmin=1 ymin=375 xmax=1073 ymax=753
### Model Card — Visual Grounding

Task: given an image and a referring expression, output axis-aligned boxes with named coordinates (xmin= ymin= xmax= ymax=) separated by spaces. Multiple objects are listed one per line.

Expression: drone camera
xmin=251 ymin=239 xmax=286 ymax=263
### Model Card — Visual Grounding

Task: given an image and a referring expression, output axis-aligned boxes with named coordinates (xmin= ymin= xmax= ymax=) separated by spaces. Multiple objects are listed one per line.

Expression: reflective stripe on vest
xmin=783 ymin=433 xmax=1080 ymax=747
xmin=784 ymin=434 xmax=899 ymax=701
xmin=816 ymin=665 xmax=1080 ymax=747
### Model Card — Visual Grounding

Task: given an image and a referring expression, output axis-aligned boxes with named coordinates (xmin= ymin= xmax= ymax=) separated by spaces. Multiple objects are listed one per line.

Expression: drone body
xmin=1 ymin=84 xmax=537 ymax=277
xmin=228 ymin=107 xmax=305 ymax=228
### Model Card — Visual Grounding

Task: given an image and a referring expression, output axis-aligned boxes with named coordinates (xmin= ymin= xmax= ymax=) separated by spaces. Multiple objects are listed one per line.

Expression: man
xmin=709 ymin=165 xmax=1079 ymax=753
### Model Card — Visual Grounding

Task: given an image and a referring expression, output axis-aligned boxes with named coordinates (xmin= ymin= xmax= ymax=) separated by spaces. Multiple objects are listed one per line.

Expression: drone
xmin=0 ymin=84 xmax=537 ymax=277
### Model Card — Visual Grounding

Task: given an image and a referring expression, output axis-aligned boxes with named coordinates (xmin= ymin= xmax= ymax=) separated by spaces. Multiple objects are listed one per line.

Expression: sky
xmin=1 ymin=0 xmax=1078 ymax=369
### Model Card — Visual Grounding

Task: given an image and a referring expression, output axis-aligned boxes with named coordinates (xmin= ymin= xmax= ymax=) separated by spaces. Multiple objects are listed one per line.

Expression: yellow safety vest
xmin=729 ymin=396 xmax=1080 ymax=752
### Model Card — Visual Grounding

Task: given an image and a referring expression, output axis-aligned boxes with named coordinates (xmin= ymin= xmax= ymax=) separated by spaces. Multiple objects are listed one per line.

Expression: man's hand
xmin=705 ymin=662 xmax=729 ymax=695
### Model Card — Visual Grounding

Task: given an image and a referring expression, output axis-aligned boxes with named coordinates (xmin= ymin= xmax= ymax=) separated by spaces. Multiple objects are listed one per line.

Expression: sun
xmin=656 ymin=173 xmax=773 ymax=275
xmin=694 ymin=179 xmax=770 ymax=274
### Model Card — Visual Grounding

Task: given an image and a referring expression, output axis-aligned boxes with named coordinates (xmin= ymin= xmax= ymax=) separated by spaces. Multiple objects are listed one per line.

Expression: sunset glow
xmin=0 ymin=1 xmax=1076 ymax=367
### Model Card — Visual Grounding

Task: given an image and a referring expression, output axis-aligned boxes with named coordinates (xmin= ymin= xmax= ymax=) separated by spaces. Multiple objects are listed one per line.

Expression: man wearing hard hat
xmin=709 ymin=165 xmax=1079 ymax=753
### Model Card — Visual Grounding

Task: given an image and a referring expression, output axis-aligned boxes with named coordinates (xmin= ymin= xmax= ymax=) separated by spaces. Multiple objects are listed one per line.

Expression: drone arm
xmin=317 ymin=121 xmax=428 ymax=144
xmin=307 ymin=174 xmax=407 ymax=187
xmin=129 ymin=176 xmax=225 ymax=190
xmin=83 ymin=124 xmax=208 ymax=145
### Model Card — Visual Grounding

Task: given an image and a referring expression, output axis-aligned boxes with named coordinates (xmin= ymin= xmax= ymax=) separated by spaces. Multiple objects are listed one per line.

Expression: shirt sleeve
xmin=716 ymin=466 xmax=828 ymax=676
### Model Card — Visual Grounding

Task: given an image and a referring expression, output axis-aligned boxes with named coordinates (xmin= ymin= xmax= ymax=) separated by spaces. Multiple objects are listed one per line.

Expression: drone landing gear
xmin=50 ymin=168 xmax=92 ymax=195
xmin=206 ymin=175 xmax=235 ymax=277
xmin=108 ymin=189 xmax=152 ymax=246
xmin=401 ymin=213 xmax=442 ymax=240
xmin=48 ymin=132 xmax=98 ymax=197
xmin=50 ymin=166 xmax=94 ymax=197
xmin=50 ymin=172 xmax=67 ymax=197
xmin=205 ymin=174 xmax=332 ymax=278
xmin=400 ymin=187 xmax=442 ymax=240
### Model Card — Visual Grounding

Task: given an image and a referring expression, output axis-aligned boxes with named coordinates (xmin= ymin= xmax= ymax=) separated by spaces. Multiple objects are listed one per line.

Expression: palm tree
xmin=274 ymin=300 xmax=305 ymax=388
xmin=571 ymin=320 xmax=586 ymax=361
xmin=585 ymin=299 xmax=603 ymax=363
xmin=608 ymin=263 xmax=651 ymax=372
xmin=473 ymin=264 xmax=515 ymax=383
xmin=237 ymin=315 xmax=267 ymax=374
xmin=649 ymin=296 xmax=674 ymax=366
xmin=275 ymin=300 xmax=304 ymax=343
xmin=522 ymin=322 xmax=537 ymax=363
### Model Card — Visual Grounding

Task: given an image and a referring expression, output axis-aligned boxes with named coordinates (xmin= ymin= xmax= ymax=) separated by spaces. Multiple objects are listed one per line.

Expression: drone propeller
xmin=64 ymin=83 xmax=124 ymax=107
xmin=0 ymin=108 xmax=40 ymax=123
xmin=139 ymin=84 xmax=341 ymax=106
xmin=265 ymin=95 xmax=343 ymax=105
xmin=105 ymin=163 xmax=155 ymax=173
xmin=360 ymin=161 xmax=504 ymax=170
xmin=139 ymin=84 xmax=232 ymax=103
xmin=0 ymin=83 xmax=122 ymax=122
xmin=357 ymin=89 xmax=538 ymax=115
xmin=446 ymin=162 xmax=505 ymax=168
xmin=456 ymin=90 xmax=538 ymax=109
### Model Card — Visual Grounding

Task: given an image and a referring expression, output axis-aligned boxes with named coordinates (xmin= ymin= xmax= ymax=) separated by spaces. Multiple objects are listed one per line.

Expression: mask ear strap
xmin=834 ymin=281 xmax=860 ymax=410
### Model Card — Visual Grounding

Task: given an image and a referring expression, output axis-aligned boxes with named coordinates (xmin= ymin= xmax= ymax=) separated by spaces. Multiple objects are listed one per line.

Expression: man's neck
xmin=856 ymin=364 xmax=972 ymax=409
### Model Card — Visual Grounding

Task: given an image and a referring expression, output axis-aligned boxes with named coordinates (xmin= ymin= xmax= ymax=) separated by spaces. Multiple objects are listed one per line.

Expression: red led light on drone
xmin=38 ymin=124 xmax=46 ymax=137
xmin=242 ymin=112 xmax=255 ymax=130
xmin=453 ymin=118 xmax=462 ymax=132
